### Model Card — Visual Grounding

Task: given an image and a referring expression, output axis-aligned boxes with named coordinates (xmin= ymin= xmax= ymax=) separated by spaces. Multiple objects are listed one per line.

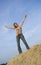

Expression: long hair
xmin=13 ymin=22 xmax=18 ymax=28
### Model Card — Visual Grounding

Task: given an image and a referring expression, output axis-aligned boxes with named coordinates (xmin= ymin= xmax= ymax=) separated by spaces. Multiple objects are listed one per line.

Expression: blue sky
xmin=0 ymin=0 xmax=41 ymax=64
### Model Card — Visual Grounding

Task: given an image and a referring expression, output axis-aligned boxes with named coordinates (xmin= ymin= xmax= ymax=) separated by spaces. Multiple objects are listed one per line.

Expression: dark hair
xmin=13 ymin=22 xmax=18 ymax=28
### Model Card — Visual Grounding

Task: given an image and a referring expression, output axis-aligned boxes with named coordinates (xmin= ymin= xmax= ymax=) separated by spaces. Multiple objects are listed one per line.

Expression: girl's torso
xmin=15 ymin=26 xmax=22 ymax=36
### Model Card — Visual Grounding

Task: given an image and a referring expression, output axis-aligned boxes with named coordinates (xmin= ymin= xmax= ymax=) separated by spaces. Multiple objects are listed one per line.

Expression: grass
xmin=7 ymin=44 xmax=41 ymax=65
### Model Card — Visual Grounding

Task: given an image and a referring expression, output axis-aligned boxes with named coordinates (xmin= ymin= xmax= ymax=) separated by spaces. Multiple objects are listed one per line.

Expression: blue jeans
xmin=16 ymin=34 xmax=30 ymax=54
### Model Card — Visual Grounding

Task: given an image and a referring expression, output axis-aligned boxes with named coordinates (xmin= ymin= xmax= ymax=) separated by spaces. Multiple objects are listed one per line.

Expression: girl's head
xmin=13 ymin=22 xmax=19 ymax=28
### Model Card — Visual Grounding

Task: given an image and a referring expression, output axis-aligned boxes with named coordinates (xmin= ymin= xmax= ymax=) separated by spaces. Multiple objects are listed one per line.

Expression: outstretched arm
xmin=20 ymin=15 xmax=27 ymax=27
xmin=4 ymin=25 xmax=15 ymax=30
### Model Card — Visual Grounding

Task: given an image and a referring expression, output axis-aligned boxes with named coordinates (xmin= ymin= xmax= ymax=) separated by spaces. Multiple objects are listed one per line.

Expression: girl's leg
xmin=16 ymin=36 xmax=22 ymax=54
xmin=20 ymin=34 xmax=30 ymax=49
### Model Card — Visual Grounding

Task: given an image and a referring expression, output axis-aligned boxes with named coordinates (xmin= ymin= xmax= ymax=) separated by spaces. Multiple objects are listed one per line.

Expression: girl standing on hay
xmin=5 ymin=15 xmax=30 ymax=54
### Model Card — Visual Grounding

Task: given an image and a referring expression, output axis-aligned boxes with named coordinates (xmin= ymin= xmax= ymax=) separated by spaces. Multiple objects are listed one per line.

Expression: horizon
xmin=0 ymin=0 xmax=41 ymax=64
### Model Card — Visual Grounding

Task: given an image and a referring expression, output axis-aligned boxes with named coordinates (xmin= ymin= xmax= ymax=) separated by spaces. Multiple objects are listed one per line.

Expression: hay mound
xmin=7 ymin=44 xmax=41 ymax=65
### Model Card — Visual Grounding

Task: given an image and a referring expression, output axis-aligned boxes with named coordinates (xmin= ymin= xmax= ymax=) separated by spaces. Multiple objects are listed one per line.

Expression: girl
xmin=5 ymin=15 xmax=30 ymax=54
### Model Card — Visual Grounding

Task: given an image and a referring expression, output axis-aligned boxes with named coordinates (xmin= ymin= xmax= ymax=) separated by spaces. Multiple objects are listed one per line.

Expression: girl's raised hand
xmin=4 ymin=25 xmax=9 ymax=28
xmin=25 ymin=15 xmax=27 ymax=18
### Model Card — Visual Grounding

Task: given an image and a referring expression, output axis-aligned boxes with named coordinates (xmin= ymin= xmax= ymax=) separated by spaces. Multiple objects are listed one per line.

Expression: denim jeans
xmin=16 ymin=34 xmax=30 ymax=54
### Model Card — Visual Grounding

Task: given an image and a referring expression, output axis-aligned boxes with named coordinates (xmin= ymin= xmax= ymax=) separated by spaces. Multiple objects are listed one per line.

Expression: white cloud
xmin=24 ymin=24 xmax=41 ymax=47
xmin=24 ymin=24 xmax=41 ymax=38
